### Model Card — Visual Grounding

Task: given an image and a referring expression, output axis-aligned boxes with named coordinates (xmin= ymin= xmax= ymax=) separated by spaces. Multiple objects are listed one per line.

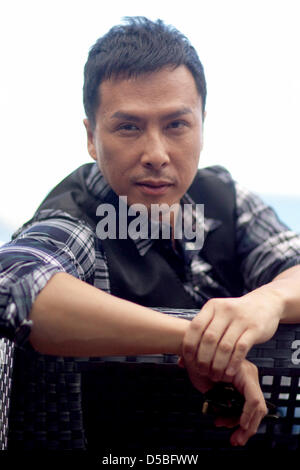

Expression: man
xmin=1 ymin=17 xmax=300 ymax=450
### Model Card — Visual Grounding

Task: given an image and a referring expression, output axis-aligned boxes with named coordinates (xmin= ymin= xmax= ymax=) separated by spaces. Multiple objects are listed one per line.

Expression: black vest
xmin=34 ymin=163 xmax=244 ymax=307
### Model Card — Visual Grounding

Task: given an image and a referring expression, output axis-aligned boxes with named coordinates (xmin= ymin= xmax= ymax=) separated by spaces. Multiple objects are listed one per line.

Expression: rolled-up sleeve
xmin=0 ymin=211 xmax=95 ymax=346
xmin=235 ymin=182 xmax=300 ymax=291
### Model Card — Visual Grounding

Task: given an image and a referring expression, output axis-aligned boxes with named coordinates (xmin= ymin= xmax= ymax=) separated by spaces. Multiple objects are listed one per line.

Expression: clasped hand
xmin=179 ymin=290 xmax=283 ymax=445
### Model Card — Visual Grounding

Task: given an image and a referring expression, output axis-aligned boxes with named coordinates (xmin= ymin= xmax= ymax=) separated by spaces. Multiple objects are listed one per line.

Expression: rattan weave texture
xmin=1 ymin=309 xmax=300 ymax=452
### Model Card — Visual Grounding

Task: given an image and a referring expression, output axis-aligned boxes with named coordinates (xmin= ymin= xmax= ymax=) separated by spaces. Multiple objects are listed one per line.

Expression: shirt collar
xmin=86 ymin=163 xmax=222 ymax=257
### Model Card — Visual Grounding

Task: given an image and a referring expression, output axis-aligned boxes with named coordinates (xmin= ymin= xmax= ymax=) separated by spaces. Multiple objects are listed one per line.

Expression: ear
xmin=83 ymin=119 xmax=97 ymax=161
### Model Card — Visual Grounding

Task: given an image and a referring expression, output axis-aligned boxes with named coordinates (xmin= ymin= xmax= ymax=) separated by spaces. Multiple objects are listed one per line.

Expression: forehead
xmin=96 ymin=65 xmax=202 ymax=118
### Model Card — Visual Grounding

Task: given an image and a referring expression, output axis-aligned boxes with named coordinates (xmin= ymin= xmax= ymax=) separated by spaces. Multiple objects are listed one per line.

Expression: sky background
xmin=1 ymin=0 xmax=300 ymax=234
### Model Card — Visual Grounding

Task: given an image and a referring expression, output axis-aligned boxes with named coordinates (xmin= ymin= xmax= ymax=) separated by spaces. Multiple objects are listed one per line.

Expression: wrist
xmin=250 ymin=280 xmax=287 ymax=322
xmin=171 ymin=317 xmax=190 ymax=355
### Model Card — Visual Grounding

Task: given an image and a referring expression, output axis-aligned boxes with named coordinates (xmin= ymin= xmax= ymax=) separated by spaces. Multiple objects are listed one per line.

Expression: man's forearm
xmin=28 ymin=272 xmax=190 ymax=357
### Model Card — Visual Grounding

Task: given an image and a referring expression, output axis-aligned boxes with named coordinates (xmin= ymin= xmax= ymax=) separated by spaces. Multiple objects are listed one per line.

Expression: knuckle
xmin=204 ymin=298 xmax=215 ymax=308
xmin=183 ymin=341 xmax=195 ymax=357
xmin=206 ymin=298 xmax=231 ymax=313
xmin=230 ymin=356 xmax=243 ymax=369
xmin=260 ymin=404 xmax=268 ymax=416
xmin=245 ymin=398 xmax=259 ymax=411
xmin=203 ymin=331 xmax=217 ymax=345
xmin=221 ymin=302 xmax=234 ymax=314
xmin=236 ymin=340 xmax=248 ymax=355
xmin=190 ymin=317 xmax=202 ymax=332
xmin=246 ymin=360 xmax=256 ymax=370
xmin=245 ymin=360 xmax=259 ymax=377
xmin=250 ymin=398 xmax=265 ymax=411
xmin=219 ymin=341 xmax=232 ymax=354
xmin=252 ymin=397 xmax=261 ymax=408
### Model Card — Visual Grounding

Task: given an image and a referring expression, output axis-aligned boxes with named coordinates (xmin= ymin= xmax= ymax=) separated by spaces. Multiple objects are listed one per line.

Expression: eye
xmin=117 ymin=123 xmax=140 ymax=133
xmin=167 ymin=120 xmax=188 ymax=131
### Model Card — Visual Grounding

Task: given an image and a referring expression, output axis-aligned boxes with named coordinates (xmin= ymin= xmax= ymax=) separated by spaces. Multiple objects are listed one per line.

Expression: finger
xmin=213 ymin=382 xmax=266 ymax=441
xmin=234 ymin=373 xmax=267 ymax=444
xmin=225 ymin=329 xmax=256 ymax=378
xmin=239 ymin=391 xmax=267 ymax=435
xmin=230 ymin=404 xmax=267 ymax=446
xmin=196 ymin=315 xmax=232 ymax=377
xmin=210 ymin=323 xmax=247 ymax=381
xmin=182 ymin=302 xmax=215 ymax=363
xmin=239 ymin=376 xmax=261 ymax=431
xmin=230 ymin=426 xmax=250 ymax=447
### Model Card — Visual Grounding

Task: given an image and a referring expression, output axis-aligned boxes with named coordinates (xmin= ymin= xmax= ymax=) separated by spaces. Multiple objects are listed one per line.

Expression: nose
xmin=140 ymin=132 xmax=170 ymax=170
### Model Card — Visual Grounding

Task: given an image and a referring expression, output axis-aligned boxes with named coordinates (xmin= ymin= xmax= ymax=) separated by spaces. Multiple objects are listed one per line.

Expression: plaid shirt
xmin=1 ymin=163 xmax=300 ymax=347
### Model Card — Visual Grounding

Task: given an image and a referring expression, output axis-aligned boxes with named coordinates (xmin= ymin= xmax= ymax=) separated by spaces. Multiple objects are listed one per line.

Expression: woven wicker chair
xmin=1 ymin=309 xmax=300 ymax=453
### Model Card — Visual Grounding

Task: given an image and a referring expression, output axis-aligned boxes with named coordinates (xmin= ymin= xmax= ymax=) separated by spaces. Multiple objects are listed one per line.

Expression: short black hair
xmin=83 ymin=17 xmax=207 ymax=129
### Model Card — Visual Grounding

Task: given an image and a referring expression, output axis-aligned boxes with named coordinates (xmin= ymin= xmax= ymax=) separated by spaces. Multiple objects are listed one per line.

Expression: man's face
xmin=84 ymin=65 xmax=204 ymax=210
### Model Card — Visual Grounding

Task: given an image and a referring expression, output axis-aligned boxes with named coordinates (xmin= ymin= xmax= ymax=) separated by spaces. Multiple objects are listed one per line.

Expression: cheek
xmin=175 ymin=140 xmax=201 ymax=186
xmin=96 ymin=137 xmax=134 ymax=172
xmin=99 ymin=155 xmax=132 ymax=192
xmin=179 ymin=140 xmax=201 ymax=172
xmin=181 ymin=129 xmax=202 ymax=157
xmin=94 ymin=140 xmax=118 ymax=176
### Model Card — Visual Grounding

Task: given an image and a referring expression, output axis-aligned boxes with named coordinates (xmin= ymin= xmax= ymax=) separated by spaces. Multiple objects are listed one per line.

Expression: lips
xmin=137 ymin=180 xmax=173 ymax=187
xmin=135 ymin=180 xmax=173 ymax=195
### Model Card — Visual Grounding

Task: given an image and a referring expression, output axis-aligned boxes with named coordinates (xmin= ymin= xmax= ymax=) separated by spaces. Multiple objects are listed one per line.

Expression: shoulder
xmin=197 ymin=165 xmax=234 ymax=184
xmin=11 ymin=209 xmax=96 ymax=261
xmin=188 ymin=165 xmax=236 ymax=206
xmin=195 ymin=166 xmax=264 ymax=211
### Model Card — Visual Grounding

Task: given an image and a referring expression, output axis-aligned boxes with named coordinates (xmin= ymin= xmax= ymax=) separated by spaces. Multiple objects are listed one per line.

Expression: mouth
xmin=135 ymin=180 xmax=174 ymax=196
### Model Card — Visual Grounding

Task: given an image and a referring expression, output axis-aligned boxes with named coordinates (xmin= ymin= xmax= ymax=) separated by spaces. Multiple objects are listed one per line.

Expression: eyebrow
xmin=110 ymin=107 xmax=193 ymax=121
